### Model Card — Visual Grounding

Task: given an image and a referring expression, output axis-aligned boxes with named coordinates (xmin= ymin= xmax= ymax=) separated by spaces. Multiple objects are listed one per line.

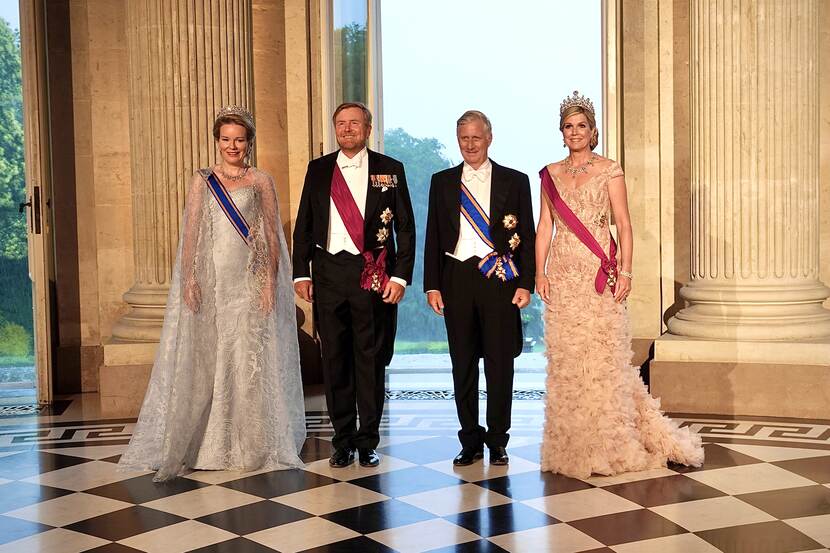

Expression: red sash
xmin=539 ymin=167 xmax=617 ymax=294
xmin=330 ymin=164 xmax=389 ymax=293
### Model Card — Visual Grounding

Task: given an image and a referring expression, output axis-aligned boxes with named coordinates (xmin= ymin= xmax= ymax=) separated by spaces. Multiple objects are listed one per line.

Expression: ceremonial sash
xmin=459 ymin=183 xmax=519 ymax=282
xmin=205 ymin=172 xmax=251 ymax=247
xmin=539 ymin=167 xmax=617 ymax=294
xmin=330 ymin=164 xmax=390 ymax=293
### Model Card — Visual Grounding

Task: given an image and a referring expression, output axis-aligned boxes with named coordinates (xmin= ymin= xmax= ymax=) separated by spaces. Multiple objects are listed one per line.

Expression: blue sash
xmin=459 ymin=183 xmax=518 ymax=282
xmin=205 ymin=172 xmax=251 ymax=246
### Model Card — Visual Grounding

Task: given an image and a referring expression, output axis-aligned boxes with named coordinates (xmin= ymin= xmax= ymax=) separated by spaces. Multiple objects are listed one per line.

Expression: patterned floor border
xmin=1 ymin=409 xmax=829 ymax=453
xmin=384 ymin=389 xmax=545 ymax=400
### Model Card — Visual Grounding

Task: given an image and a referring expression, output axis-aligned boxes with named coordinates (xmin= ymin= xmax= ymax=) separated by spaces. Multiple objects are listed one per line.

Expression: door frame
xmin=19 ymin=0 xmax=56 ymax=405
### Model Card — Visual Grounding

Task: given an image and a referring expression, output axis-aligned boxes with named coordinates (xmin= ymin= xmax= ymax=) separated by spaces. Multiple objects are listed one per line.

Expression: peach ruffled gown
xmin=540 ymin=162 xmax=704 ymax=479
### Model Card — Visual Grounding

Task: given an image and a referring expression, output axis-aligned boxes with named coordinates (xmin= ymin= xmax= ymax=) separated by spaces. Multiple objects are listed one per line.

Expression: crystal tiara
xmin=559 ymin=90 xmax=595 ymax=116
xmin=216 ymin=105 xmax=255 ymax=129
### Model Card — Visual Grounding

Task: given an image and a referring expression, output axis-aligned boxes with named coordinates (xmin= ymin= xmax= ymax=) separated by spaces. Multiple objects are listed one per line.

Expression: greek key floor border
xmin=1 ymin=406 xmax=829 ymax=453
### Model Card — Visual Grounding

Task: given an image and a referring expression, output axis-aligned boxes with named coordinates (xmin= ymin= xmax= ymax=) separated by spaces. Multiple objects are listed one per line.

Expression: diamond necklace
xmin=218 ymin=165 xmax=249 ymax=181
xmin=563 ymin=154 xmax=598 ymax=176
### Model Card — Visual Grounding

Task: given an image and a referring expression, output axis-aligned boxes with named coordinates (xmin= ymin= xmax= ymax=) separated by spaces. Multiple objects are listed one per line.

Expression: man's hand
xmin=382 ymin=281 xmax=405 ymax=304
xmin=426 ymin=290 xmax=444 ymax=316
xmin=294 ymin=280 xmax=314 ymax=303
xmin=512 ymin=287 xmax=531 ymax=309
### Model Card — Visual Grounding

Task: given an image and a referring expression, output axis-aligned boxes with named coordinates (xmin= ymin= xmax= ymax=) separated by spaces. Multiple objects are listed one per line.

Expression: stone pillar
xmin=666 ymin=0 xmax=830 ymax=341
xmin=111 ymin=0 xmax=254 ymax=342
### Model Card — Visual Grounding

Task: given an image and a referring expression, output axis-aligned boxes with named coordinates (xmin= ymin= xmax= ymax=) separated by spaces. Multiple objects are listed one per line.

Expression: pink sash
xmin=330 ymin=164 xmax=390 ymax=293
xmin=539 ymin=167 xmax=617 ymax=294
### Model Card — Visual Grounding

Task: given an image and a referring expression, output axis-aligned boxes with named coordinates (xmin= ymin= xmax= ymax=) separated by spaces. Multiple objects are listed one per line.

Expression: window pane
xmin=381 ymin=1 xmax=603 ymax=386
xmin=333 ymin=0 xmax=368 ymax=105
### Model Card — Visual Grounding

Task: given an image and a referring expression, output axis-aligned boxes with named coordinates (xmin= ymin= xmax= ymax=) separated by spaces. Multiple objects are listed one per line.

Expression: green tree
xmin=334 ymin=22 xmax=367 ymax=105
xmin=384 ymin=127 xmax=453 ymax=344
xmin=0 ymin=18 xmax=26 ymax=260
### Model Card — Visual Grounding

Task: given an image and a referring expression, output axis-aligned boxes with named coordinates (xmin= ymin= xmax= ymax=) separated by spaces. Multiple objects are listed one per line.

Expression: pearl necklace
xmin=563 ymin=154 xmax=598 ymax=176
xmin=218 ymin=165 xmax=249 ymax=182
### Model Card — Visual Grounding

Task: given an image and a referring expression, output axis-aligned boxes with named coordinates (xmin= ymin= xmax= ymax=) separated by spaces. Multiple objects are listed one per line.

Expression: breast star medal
xmin=502 ymin=214 xmax=518 ymax=230
xmin=508 ymin=233 xmax=521 ymax=250
xmin=376 ymin=227 xmax=389 ymax=243
xmin=380 ymin=208 xmax=394 ymax=225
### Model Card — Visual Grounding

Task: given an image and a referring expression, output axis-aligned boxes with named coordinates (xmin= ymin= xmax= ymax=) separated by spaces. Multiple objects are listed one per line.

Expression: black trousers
xmin=442 ymin=256 xmax=518 ymax=451
xmin=313 ymin=249 xmax=393 ymax=450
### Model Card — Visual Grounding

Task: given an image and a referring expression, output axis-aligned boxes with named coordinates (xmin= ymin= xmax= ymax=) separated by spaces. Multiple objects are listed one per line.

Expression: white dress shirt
xmin=327 ymin=148 xmax=369 ymax=255
xmin=294 ymin=147 xmax=406 ymax=288
xmin=449 ymin=159 xmax=494 ymax=261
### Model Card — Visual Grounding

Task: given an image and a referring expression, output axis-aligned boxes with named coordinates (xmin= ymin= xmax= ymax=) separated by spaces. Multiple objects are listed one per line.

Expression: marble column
xmin=666 ymin=0 xmax=830 ymax=341
xmin=112 ymin=0 xmax=254 ymax=341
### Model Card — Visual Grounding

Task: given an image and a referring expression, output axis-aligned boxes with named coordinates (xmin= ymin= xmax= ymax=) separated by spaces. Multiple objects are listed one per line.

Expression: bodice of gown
xmin=546 ymin=162 xmax=623 ymax=281
xmin=209 ymin=186 xmax=256 ymax=299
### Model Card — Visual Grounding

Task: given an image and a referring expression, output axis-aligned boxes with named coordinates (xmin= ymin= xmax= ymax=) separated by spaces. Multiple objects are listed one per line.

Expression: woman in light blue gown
xmin=120 ymin=107 xmax=306 ymax=481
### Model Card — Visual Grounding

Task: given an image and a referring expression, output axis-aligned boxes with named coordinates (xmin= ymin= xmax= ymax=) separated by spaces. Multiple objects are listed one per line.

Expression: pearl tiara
xmin=216 ymin=105 xmax=255 ymax=130
xmin=559 ymin=90 xmax=595 ymax=117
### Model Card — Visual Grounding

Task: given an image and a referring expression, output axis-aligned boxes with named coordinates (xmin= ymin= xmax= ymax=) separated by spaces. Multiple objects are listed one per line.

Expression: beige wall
xmin=821 ymin=0 xmax=830 ymax=307
xmin=619 ymin=0 xmax=691 ymax=342
xmin=50 ymin=0 xmax=133 ymax=392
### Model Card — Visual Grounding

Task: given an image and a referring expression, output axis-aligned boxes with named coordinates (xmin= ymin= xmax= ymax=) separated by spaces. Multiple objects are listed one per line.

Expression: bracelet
xmin=619 ymin=270 xmax=633 ymax=279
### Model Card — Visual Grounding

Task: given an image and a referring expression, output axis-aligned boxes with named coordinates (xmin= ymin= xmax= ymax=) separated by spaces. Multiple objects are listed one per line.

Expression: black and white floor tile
xmin=0 ymin=396 xmax=828 ymax=552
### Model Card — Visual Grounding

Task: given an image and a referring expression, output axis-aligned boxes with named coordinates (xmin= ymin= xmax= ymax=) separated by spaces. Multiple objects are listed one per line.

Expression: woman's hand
xmin=184 ymin=279 xmax=201 ymax=313
xmin=614 ymin=275 xmax=631 ymax=303
xmin=260 ymin=281 xmax=275 ymax=314
xmin=535 ymin=274 xmax=550 ymax=304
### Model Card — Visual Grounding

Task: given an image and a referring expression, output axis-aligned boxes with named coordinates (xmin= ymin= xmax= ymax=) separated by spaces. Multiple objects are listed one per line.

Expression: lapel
xmin=364 ymin=149 xmax=382 ymax=227
xmin=444 ymin=163 xmax=464 ymax=238
xmin=488 ymin=160 xmax=509 ymax=232
xmin=318 ymin=152 xmax=337 ymax=226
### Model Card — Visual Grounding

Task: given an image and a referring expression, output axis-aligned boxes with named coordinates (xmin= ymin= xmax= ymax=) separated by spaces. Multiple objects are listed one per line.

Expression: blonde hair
xmin=559 ymin=106 xmax=598 ymax=150
xmin=212 ymin=114 xmax=255 ymax=141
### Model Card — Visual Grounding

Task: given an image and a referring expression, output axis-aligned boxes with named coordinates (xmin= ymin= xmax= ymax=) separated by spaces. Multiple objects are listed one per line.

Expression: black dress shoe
xmin=453 ymin=448 xmax=484 ymax=466
xmin=358 ymin=448 xmax=381 ymax=467
xmin=328 ymin=448 xmax=355 ymax=468
xmin=489 ymin=446 xmax=509 ymax=466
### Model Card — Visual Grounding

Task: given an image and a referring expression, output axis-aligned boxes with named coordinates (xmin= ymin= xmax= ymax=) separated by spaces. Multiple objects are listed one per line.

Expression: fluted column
xmin=112 ymin=0 xmax=253 ymax=341
xmin=667 ymin=0 xmax=830 ymax=341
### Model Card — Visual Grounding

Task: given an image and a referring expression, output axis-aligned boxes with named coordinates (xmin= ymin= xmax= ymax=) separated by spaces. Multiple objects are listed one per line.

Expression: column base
xmin=651 ymin=335 xmax=830 ymax=418
xmin=110 ymin=284 xmax=170 ymax=342
xmin=99 ymin=338 xmax=158 ymax=417
xmin=667 ymin=281 xmax=830 ymax=340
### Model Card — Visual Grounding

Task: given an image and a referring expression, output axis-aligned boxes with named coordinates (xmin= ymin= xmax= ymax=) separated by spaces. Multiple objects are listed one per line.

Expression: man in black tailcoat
xmin=424 ymin=110 xmax=535 ymax=466
xmin=293 ymin=102 xmax=415 ymax=468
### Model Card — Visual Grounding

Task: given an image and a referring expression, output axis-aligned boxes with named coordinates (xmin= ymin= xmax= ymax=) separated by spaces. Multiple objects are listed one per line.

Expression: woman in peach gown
xmin=535 ymin=91 xmax=704 ymax=479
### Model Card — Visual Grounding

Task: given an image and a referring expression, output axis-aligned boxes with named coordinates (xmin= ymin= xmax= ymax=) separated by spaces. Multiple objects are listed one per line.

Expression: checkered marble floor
xmin=0 ymin=397 xmax=829 ymax=552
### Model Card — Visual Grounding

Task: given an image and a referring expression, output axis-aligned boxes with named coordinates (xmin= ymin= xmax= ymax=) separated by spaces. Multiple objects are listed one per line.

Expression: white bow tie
xmin=466 ymin=170 xmax=487 ymax=182
xmin=340 ymin=160 xmax=362 ymax=170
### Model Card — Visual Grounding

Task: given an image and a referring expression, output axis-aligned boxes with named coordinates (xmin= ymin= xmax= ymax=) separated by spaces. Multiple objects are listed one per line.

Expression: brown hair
xmin=212 ymin=114 xmax=255 ymax=141
xmin=559 ymin=106 xmax=598 ymax=150
xmin=332 ymin=102 xmax=373 ymax=126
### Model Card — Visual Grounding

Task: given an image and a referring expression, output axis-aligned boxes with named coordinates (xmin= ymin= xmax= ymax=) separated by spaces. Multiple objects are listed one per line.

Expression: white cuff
xmin=293 ymin=277 xmax=312 ymax=284
xmin=390 ymin=277 xmax=407 ymax=288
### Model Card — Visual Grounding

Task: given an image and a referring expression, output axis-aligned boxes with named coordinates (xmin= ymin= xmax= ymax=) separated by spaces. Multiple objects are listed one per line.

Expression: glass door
xmin=8 ymin=0 xmax=55 ymax=406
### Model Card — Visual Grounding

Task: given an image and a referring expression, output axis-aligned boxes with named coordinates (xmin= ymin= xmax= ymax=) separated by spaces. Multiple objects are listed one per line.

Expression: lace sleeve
xmin=180 ymin=171 xmax=206 ymax=290
xmin=608 ymin=160 xmax=625 ymax=180
xmin=257 ymin=173 xmax=281 ymax=283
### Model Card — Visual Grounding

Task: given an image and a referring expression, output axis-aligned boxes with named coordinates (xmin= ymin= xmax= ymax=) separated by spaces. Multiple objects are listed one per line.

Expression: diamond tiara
xmin=216 ymin=105 xmax=255 ymax=129
xmin=559 ymin=90 xmax=595 ymax=117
